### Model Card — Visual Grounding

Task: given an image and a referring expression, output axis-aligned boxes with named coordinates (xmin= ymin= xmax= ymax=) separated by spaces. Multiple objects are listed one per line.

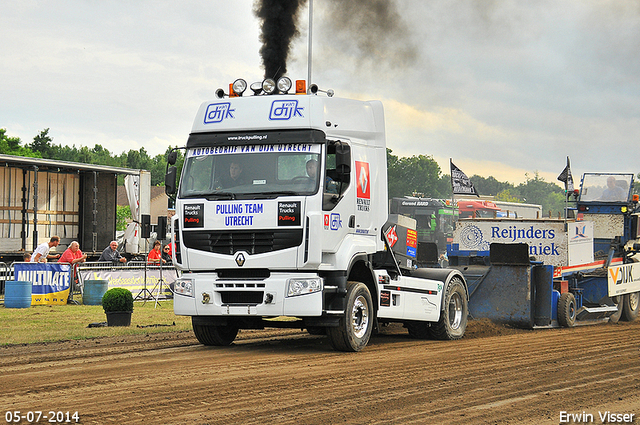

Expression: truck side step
xmin=576 ymin=305 xmax=618 ymax=321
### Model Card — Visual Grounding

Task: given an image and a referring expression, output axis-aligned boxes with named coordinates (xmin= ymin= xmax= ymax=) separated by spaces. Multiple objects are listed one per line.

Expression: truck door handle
xmin=349 ymin=215 xmax=356 ymax=228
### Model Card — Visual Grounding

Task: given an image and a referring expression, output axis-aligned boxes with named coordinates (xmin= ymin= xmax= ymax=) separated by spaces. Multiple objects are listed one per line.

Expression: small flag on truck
xmin=450 ymin=160 xmax=479 ymax=196
xmin=557 ymin=156 xmax=574 ymax=193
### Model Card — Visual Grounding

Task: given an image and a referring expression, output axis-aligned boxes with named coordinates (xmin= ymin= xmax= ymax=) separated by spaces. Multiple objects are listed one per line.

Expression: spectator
xmin=59 ymin=241 xmax=87 ymax=290
xmin=31 ymin=236 xmax=60 ymax=263
xmin=162 ymin=244 xmax=172 ymax=265
xmin=59 ymin=241 xmax=88 ymax=266
xmin=23 ymin=252 xmax=31 ymax=262
xmin=147 ymin=240 xmax=165 ymax=264
xmin=98 ymin=241 xmax=127 ymax=263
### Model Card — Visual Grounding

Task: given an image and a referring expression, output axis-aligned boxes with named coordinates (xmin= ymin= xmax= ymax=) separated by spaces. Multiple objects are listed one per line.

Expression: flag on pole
xmin=450 ymin=159 xmax=479 ymax=196
xmin=557 ymin=156 xmax=574 ymax=192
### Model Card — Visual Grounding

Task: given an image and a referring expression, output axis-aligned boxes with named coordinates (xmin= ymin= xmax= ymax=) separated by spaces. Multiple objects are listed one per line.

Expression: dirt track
xmin=1 ymin=319 xmax=639 ymax=425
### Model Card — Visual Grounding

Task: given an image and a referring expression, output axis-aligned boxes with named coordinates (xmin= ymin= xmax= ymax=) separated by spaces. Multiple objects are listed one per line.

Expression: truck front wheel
xmin=327 ymin=281 xmax=373 ymax=352
xmin=192 ymin=318 xmax=239 ymax=346
xmin=558 ymin=292 xmax=576 ymax=328
xmin=621 ymin=292 xmax=639 ymax=322
xmin=429 ymin=277 xmax=468 ymax=340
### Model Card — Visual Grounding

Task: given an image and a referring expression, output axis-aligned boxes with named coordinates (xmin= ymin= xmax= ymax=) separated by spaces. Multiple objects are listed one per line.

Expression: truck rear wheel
xmin=192 ymin=318 xmax=239 ymax=346
xmin=406 ymin=321 xmax=431 ymax=339
xmin=609 ymin=296 xmax=623 ymax=324
xmin=428 ymin=277 xmax=468 ymax=340
xmin=558 ymin=292 xmax=576 ymax=328
xmin=621 ymin=292 xmax=639 ymax=322
xmin=327 ymin=282 xmax=373 ymax=352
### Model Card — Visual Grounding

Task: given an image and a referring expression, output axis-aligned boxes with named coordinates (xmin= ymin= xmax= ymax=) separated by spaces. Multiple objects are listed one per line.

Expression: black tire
xmin=327 ymin=282 xmax=374 ymax=352
xmin=306 ymin=326 xmax=326 ymax=335
xmin=621 ymin=292 xmax=639 ymax=322
xmin=192 ymin=318 xmax=238 ymax=346
xmin=428 ymin=277 xmax=468 ymax=340
xmin=406 ymin=321 xmax=431 ymax=339
xmin=609 ymin=296 xmax=623 ymax=323
xmin=558 ymin=292 xmax=576 ymax=328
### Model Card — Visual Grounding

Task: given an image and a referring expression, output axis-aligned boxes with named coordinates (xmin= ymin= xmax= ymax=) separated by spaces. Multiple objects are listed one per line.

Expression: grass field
xmin=0 ymin=299 xmax=192 ymax=346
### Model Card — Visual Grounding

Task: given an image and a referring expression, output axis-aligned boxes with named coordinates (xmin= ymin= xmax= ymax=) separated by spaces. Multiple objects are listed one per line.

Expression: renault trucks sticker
xmin=184 ymin=204 xmax=204 ymax=228
xmin=278 ymin=201 xmax=300 ymax=226
xmin=269 ymin=100 xmax=304 ymax=120
xmin=356 ymin=161 xmax=370 ymax=212
xmin=204 ymin=102 xmax=235 ymax=124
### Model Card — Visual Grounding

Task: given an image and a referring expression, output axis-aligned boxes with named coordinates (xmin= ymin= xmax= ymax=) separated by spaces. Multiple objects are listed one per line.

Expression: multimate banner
xmin=14 ymin=263 xmax=72 ymax=305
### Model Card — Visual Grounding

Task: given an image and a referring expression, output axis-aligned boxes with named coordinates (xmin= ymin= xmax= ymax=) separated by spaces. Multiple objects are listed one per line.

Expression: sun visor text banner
xmin=14 ymin=262 xmax=72 ymax=305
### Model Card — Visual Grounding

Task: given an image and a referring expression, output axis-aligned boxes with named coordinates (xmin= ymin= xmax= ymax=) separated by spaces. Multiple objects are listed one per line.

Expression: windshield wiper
xmin=205 ymin=192 xmax=236 ymax=200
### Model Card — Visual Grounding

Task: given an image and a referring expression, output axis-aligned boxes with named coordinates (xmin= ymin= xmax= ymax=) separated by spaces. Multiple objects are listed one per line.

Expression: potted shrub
xmin=102 ymin=287 xmax=134 ymax=327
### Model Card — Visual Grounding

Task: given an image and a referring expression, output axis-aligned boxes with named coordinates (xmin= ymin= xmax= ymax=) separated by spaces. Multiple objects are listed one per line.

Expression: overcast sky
xmin=2 ymin=1 xmax=640 ymax=185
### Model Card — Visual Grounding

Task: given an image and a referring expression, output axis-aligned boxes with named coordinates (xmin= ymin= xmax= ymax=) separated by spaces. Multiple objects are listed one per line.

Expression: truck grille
xmin=220 ymin=291 xmax=264 ymax=305
xmin=182 ymin=229 xmax=303 ymax=255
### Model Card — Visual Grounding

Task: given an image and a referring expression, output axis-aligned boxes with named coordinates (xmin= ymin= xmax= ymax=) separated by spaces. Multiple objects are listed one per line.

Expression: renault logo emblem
xmin=235 ymin=252 xmax=246 ymax=267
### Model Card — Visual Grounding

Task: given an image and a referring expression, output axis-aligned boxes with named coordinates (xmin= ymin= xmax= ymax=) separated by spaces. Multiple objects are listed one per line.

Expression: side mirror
xmin=335 ymin=142 xmax=350 ymax=181
xmin=165 ymin=166 xmax=177 ymax=195
xmin=167 ymin=150 xmax=178 ymax=165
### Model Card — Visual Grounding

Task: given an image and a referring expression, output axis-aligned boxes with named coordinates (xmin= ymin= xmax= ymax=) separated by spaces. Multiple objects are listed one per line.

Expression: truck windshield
xmin=179 ymin=144 xmax=322 ymax=199
xmin=579 ymin=173 xmax=633 ymax=202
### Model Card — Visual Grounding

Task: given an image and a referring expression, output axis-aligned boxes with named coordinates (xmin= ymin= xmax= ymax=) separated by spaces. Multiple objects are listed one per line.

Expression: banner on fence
xmin=78 ymin=267 xmax=178 ymax=300
xmin=14 ymin=262 xmax=72 ymax=305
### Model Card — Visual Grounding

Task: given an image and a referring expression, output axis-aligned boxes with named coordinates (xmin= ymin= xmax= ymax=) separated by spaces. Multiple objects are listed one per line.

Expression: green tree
xmin=0 ymin=128 xmax=39 ymax=157
xmin=29 ymin=128 xmax=55 ymax=158
xmin=516 ymin=172 xmax=565 ymax=216
xmin=471 ymin=175 xmax=514 ymax=197
xmin=387 ymin=149 xmax=448 ymax=199
xmin=495 ymin=189 xmax=522 ymax=203
xmin=116 ymin=205 xmax=132 ymax=231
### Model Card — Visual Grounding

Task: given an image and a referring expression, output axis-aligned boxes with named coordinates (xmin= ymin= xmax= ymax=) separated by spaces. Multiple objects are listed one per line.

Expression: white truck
xmin=165 ymin=78 xmax=469 ymax=351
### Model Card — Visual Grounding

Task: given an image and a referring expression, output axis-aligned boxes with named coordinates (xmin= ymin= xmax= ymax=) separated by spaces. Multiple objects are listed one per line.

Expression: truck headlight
xmin=174 ymin=278 xmax=194 ymax=297
xmin=286 ymin=277 xmax=322 ymax=297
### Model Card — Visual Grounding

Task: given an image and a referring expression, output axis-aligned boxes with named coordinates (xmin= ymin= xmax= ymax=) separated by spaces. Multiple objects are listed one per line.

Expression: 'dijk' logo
xmin=269 ymin=100 xmax=304 ymax=120
xmin=204 ymin=103 xmax=235 ymax=124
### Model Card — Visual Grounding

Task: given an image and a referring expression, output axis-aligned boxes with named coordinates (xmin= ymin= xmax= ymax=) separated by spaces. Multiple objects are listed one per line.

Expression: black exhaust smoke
xmin=254 ymin=0 xmax=307 ymax=81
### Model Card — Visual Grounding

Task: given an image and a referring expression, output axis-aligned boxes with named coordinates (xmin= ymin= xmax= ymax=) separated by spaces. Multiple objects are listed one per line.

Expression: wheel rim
xmin=628 ymin=292 xmax=640 ymax=311
xmin=569 ymin=299 xmax=576 ymax=320
xmin=350 ymin=295 xmax=370 ymax=339
xmin=448 ymin=292 xmax=463 ymax=330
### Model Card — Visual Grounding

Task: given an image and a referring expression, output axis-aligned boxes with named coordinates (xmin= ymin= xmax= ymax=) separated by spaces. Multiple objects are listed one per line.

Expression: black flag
xmin=450 ymin=159 xmax=479 ymax=196
xmin=557 ymin=157 xmax=574 ymax=192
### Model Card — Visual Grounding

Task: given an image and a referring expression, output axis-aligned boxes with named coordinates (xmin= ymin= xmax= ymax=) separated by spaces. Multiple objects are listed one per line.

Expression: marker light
xmin=262 ymin=78 xmax=277 ymax=95
xmin=634 ymin=194 xmax=639 ymax=202
xmin=295 ymin=80 xmax=306 ymax=94
xmin=277 ymin=77 xmax=292 ymax=94
xmin=232 ymin=79 xmax=247 ymax=96
xmin=229 ymin=83 xmax=238 ymax=98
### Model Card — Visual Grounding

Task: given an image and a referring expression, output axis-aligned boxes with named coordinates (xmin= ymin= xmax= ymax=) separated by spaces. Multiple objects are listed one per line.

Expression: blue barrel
xmin=83 ymin=280 xmax=109 ymax=305
xmin=4 ymin=281 xmax=32 ymax=308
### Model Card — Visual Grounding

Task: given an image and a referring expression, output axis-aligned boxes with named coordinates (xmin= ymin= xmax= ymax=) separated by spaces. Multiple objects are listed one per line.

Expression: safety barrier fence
xmin=1 ymin=261 xmax=178 ymax=305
